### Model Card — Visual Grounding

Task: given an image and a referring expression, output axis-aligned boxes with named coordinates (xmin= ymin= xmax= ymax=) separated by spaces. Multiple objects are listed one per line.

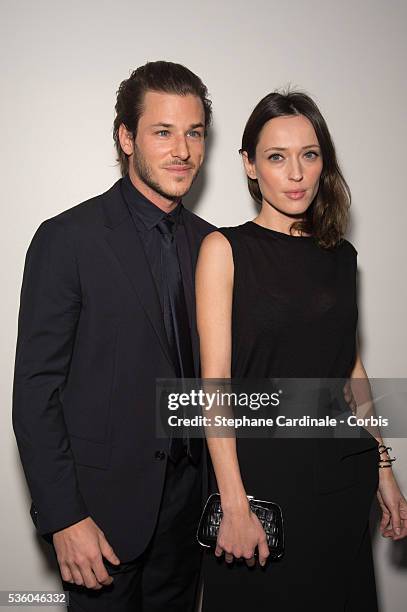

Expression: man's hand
xmin=53 ymin=517 xmax=120 ymax=589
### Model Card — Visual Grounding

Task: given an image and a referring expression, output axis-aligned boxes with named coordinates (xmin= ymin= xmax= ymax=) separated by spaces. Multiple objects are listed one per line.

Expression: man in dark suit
xmin=13 ymin=61 xmax=215 ymax=611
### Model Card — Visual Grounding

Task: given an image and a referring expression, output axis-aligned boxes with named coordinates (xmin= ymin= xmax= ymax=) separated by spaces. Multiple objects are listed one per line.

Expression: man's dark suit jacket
xmin=12 ymin=178 xmax=215 ymax=561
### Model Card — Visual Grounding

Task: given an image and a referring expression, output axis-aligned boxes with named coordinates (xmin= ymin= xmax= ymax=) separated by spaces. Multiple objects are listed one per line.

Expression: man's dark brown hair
xmin=113 ymin=61 xmax=212 ymax=176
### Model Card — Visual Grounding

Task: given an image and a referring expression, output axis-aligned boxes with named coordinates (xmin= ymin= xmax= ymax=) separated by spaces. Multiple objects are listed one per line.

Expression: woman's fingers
xmin=214 ymin=510 xmax=271 ymax=565
xmin=377 ymin=491 xmax=391 ymax=532
xmin=381 ymin=502 xmax=407 ymax=539
xmin=215 ymin=544 xmax=224 ymax=557
xmin=379 ymin=508 xmax=391 ymax=532
xmin=390 ymin=507 xmax=402 ymax=536
xmin=377 ymin=483 xmax=407 ymax=540
xmin=257 ymin=537 xmax=270 ymax=567
xmin=258 ymin=548 xmax=270 ymax=567
xmin=387 ymin=501 xmax=407 ymax=539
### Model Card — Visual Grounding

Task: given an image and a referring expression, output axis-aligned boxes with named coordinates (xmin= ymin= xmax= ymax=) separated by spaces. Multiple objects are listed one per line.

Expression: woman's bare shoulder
xmin=199 ymin=231 xmax=233 ymax=258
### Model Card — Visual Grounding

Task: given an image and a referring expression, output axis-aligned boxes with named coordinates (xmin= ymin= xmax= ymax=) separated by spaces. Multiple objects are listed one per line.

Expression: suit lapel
xmin=102 ymin=180 xmax=174 ymax=370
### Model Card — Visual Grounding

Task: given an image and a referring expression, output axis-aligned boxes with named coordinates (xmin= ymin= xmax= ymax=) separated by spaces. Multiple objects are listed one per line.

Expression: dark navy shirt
xmin=120 ymin=173 xmax=188 ymax=310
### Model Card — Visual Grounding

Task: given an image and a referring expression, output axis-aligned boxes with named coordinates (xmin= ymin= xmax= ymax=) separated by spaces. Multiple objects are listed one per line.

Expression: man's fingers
xmin=53 ymin=518 xmax=119 ymax=588
xmin=59 ymin=562 xmax=73 ymax=584
xmin=245 ymin=555 xmax=255 ymax=567
xmin=99 ymin=536 xmax=120 ymax=566
xmin=92 ymin=558 xmax=114 ymax=586
xmin=70 ymin=564 xmax=85 ymax=586
xmin=224 ymin=553 xmax=234 ymax=564
xmin=80 ymin=565 xmax=102 ymax=590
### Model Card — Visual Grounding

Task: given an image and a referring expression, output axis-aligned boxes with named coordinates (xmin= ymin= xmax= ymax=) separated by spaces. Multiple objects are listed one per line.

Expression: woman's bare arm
xmin=196 ymin=232 xmax=247 ymax=509
xmin=349 ymin=337 xmax=385 ymax=445
xmin=196 ymin=231 xmax=270 ymax=564
xmin=350 ymin=336 xmax=407 ymax=540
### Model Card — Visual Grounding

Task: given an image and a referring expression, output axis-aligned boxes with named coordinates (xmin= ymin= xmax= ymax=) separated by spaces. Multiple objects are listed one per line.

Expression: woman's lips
xmin=285 ymin=190 xmax=306 ymax=200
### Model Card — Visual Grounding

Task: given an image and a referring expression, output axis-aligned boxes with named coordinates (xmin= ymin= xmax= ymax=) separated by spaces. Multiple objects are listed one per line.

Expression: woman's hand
xmin=215 ymin=504 xmax=270 ymax=567
xmin=377 ymin=471 xmax=407 ymax=540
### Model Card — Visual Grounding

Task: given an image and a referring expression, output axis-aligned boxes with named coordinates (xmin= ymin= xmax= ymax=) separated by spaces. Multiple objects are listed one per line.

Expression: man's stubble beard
xmin=132 ymin=143 xmax=201 ymax=201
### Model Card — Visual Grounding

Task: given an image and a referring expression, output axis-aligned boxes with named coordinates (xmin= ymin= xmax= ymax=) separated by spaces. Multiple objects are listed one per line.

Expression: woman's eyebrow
xmin=264 ymin=144 xmax=321 ymax=153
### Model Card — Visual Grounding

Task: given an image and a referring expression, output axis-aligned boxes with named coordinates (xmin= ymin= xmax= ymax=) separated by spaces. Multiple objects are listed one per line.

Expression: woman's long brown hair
xmin=240 ymin=90 xmax=351 ymax=248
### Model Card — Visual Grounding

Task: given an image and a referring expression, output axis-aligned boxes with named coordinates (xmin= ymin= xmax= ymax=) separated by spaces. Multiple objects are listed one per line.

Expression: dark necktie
xmin=157 ymin=217 xmax=201 ymax=463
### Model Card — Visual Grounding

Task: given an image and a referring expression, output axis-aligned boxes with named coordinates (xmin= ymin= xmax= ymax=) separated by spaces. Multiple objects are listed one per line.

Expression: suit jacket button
xmin=154 ymin=450 xmax=166 ymax=460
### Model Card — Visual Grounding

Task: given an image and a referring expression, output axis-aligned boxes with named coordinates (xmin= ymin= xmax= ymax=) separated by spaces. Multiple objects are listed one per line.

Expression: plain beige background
xmin=1 ymin=0 xmax=406 ymax=610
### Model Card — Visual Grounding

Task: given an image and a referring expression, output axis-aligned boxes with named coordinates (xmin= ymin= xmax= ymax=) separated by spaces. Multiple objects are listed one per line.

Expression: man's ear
xmin=118 ymin=124 xmax=135 ymax=156
xmin=241 ymin=151 xmax=257 ymax=180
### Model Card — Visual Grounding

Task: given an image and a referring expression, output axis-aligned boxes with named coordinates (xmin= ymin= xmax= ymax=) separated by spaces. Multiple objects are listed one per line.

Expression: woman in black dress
xmin=196 ymin=91 xmax=407 ymax=611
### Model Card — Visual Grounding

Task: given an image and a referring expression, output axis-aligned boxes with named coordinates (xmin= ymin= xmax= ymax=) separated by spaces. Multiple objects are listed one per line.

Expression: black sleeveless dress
xmin=202 ymin=222 xmax=379 ymax=612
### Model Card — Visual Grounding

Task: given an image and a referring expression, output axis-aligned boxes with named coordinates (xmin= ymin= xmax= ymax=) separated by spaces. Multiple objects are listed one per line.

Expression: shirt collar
xmin=121 ymin=173 xmax=183 ymax=231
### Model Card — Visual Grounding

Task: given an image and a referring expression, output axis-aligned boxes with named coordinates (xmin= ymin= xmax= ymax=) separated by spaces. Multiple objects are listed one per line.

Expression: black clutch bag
xmin=197 ymin=493 xmax=285 ymax=560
